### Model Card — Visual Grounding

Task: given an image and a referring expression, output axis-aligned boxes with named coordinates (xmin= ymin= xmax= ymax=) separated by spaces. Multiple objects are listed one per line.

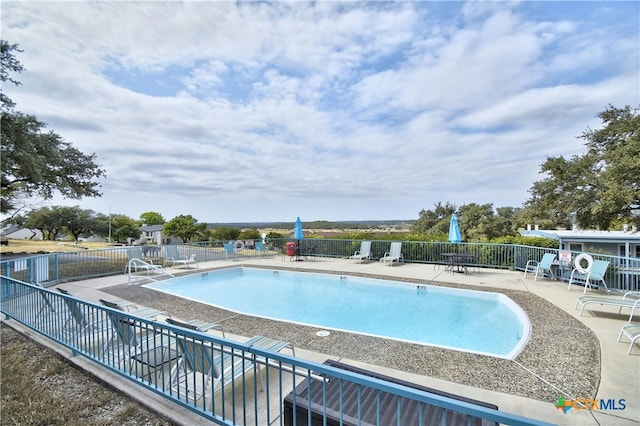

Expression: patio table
xmin=442 ymin=253 xmax=475 ymax=274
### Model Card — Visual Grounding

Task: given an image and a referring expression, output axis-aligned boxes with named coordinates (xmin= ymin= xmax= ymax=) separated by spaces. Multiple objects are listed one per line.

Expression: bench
xmin=283 ymin=359 xmax=498 ymax=426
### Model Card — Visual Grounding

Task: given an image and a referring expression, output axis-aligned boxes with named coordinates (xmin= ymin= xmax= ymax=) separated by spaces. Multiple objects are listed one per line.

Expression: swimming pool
xmin=146 ymin=267 xmax=530 ymax=359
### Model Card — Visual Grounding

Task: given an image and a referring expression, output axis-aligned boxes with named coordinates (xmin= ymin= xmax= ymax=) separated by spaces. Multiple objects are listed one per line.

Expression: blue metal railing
xmin=1 ymin=240 xmax=638 ymax=292
xmin=1 ymin=276 xmax=551 ymax=425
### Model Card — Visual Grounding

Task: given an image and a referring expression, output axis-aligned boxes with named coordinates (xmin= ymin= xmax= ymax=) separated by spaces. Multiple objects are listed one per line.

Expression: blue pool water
xmin=146 ymin=267 xmax=530 ymax=359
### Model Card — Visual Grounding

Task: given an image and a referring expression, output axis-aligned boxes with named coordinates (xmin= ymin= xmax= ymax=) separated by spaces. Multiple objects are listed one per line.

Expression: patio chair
xmin=99 ymin=298 xmax=169 ymax=320
xmin=103 ymin=310 xmax=172 ymax=373
xmin=166 ymin=317 xmax=226 ymax=337
xmin=127 ymin=246 xmax=146 ymax=261
xmin=57 ymin=288 xmax=111 ymax=349
xmin=379 ymin=242 xmax=403 ymax=265
xmin=32 ymin=282 xmax=59 ymax=325
xmin=567 ymin=259 xmax=610 ymax=293
xmin=165 ymin=245 xmax=198 ymax=269
xmin=223 ymin=242 xmax=237 ymax=260
xmin=574 ymin=291 xmax=640 ymax=321
xmin=349 ymin=241 xmax=372 ymax=263
xmin=255 ymin=241 xmax=268 ymax=255
xmin=169 ymin=334 xmax=293 ymax=410
xmin=618 ymin=323 xmax=640 ymax=354
xmin=523 ymin=253 xmax=556 ymax=281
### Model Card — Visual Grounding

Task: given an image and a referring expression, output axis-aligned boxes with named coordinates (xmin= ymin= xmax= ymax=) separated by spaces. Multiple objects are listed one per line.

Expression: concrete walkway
xmin=10 ymin=256 xmax=640 ymax=425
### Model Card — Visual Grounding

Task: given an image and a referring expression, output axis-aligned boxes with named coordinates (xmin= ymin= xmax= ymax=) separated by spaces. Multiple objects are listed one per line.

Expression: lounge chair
xmin=99 ymin=298 xmax=169 ymax=320
xmin=568 ymin=259 xmax=610 ymax=293
xmin=255 ymin=241 xmax=268 ymax=255
xmin=57 ymin=288 xmax=111 ymax=348
xmin=165 ymin=245 xmax=198 ymax=269
xmin=523 ymin=253 xmax=556 ymax=281
xmin=169 ymin=333 xmax=293 ymax=410
xmin=379 ymin=242 xmax=403 ymax=265
xmin=574 ymin=291 xmax=640 ymax=321
xmin=618 ymin=323 xmax=640 ymax=354
xmin=223 ymin=242 xmax=237 ymax=260
xmin=349 ymin=241 xmax=372 ymax=263
xmin=166 ymin=317 xmax=226 ymax=337
xmin=102 ymin=310 xmax=173 ymax=372
xmin=32 ymin=282 xmax=58 ymax=325
xmin=127 ymin=246 xmax=146 ymax=261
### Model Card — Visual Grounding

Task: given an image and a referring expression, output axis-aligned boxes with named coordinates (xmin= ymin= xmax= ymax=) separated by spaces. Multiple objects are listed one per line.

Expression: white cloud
xmin=2 ymin=1 xmax=638 ymax=222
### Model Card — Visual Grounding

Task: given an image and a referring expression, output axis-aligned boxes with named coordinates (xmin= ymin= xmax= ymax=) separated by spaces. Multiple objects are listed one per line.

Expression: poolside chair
xmin=165 ymin=245 xmax=198 ymax=269
xmin=574 ymin=291 xmax=640 ymax=321
xmin=166 ymin=317 xmax=226 ymax=337
xmin=127 ymin=246 xmax=145 ymax=261
xmin=32 ymin=282 xmax=59 ymax=325
xmin=58 ymin=287 xmax=111 ymax=350
xmin=169 ymin=334 xmax=293 ymax=410
xmin=255 ymin=241 xmax=268 ymax=255
xmin=349 ymin=241 xmax=372 ymax=263
xmin=567 ymin=260 xmax=610 ymax=293
xmin=99 ymin=298 xmax=169 ymax=320
xmin=102 ymin=310 xmax=171 ymax=372
xmin=379 ymin=242 xmax=403 ymax=265
xmin=618 ymin=323 xmax=640 ymax=354
xmin=523 ymin=253 xmax=556 ymax=281
xmin=223 ymin=242 xmax=237 ymax=260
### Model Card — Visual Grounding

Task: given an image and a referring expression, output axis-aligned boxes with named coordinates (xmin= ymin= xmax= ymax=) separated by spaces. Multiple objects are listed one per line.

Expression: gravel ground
xmin=102 ymin=268 xmax=600 ymax=403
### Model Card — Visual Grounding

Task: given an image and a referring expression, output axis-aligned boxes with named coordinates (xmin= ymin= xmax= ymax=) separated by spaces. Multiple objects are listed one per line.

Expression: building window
xmin=569 ymin=243 xmax=582 ymax=252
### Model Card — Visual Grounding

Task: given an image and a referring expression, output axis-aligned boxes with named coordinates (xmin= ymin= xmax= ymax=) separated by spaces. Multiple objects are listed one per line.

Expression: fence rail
xmin=3 ymin=240 xmax=637 ymax=292
xmin=0 ymin=276 xmax=551 ymax=425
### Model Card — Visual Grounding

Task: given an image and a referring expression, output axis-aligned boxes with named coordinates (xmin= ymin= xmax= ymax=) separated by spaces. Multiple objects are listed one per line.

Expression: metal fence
xmin=1 ymin=276 xmax=550 ymax=426
xmin=1 ymin=240 xmax=638 ymax=292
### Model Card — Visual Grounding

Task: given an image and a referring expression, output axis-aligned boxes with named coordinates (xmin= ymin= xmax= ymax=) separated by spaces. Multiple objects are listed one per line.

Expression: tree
xmin=1 ymin=41 xmax=24 ymax=111
xmin=139 ymin=211 xmax=165 ymax=226
xmin=1 ymin=40 xmax=107 ymax=213
xmin=210 ymin=226 xmax=241 ymax=241
xmin=163 ymin=215 xmax=206 ymax=242
xmin=22 ymin=206 xmax=69 ymax=240
xmin=59 ymin=206 xmax=102 ymax=241
xmin=239 ymin=229 xmax=262 ymax=240
xmin=110 ymin=215 xmax=141 ymax=243
xmin=410 ymin=202 xmax=457 ymax=236
xmin=526 ymin=105 xmax=640 ymax=229
xmin=22 ymin=207 xmax=55 ymax=240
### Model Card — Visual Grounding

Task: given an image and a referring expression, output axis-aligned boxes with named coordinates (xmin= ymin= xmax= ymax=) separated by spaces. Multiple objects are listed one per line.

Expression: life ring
xmin=575 ymin=253 xmax=593 ymax=274
xmin=234 ymin=240 xmax=245 ymax=251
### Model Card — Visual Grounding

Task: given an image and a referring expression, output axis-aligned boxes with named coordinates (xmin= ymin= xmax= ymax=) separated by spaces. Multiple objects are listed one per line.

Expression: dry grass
xmin=0 ymin=324 xmax=174 ymax=426
xmin=1 ymin=239 xmax=111 ymax=255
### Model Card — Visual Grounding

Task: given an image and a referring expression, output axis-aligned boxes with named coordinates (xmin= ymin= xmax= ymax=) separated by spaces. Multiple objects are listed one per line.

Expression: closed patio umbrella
xmin=294 ymin=217 xmax=304 ymax=241
xmin=293 ymin=217 xmax=304 ymax=260
xmin=448 ymin=214 xmax=462 ymax=244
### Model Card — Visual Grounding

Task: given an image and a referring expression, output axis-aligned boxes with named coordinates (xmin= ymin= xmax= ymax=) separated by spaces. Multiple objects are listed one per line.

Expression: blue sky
xmin=2 ymin=1 xmax=638 ymax=223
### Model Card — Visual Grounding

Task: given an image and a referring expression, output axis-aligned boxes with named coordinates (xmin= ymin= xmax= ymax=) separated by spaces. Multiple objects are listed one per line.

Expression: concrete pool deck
xmin=41 ymin=257 xmax=640 ymax=425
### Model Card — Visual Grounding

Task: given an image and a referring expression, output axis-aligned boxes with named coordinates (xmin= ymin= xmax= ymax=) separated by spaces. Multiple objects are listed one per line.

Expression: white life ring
xmin=234 ymin=240 xmax=245 ymax=251
xmin=575 ymin=253 xmax=593 ymax=274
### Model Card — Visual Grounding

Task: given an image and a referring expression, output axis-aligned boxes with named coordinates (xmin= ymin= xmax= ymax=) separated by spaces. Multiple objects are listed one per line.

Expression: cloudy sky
xmin=2 ymin=1 xmax=638 ymax=223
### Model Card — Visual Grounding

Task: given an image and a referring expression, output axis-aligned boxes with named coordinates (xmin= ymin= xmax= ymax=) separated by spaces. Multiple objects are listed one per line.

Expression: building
xmin=520 ymin=226 xmax=640 ymax=258
xmin=0 ymin=225 xmax=43 ymax=240
xmin=138 ymin=225 xmax=184 ymax=245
